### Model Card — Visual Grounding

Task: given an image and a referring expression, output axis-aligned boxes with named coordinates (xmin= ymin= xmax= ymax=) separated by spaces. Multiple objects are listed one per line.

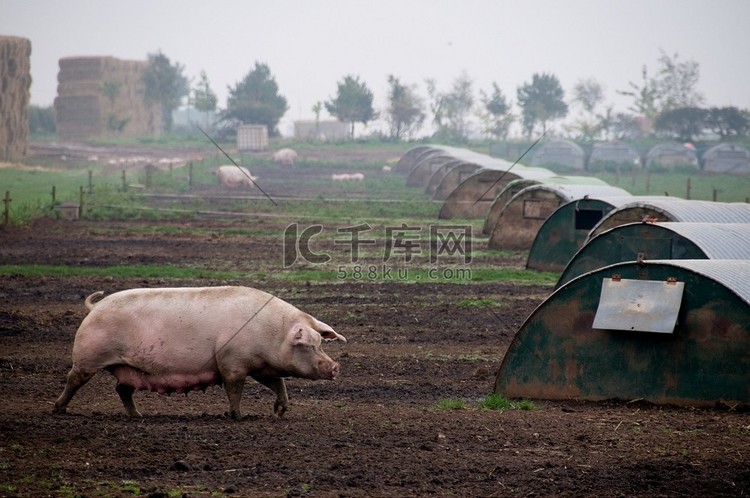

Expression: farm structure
xmin=495 ymin=259 xmax=750 ymax=407
xmin=0 ymin=35 xmax=31 ymax=162
xmin=587 ymin=141 xmax=641 ymax=171
xmin=526 ymin=195 xmax=672 ymax=272
xmin=557 ymin=222 xmax=750 ymax=288
xmin=54 ymin=56 xmax=161 ymax=142
xmin=482 ymin=176 xmax=613 ymax=235
xmin=528 ymin=139 xmax=586 ymax=172
xmin=424 ymin=159 xmax=465 ymax=197
xmin=589 ymin=198 xmax=750 ymax=239
xmin=437 ymin=166 xmax=557 ymax=219
xmin=645 ymin=143 xmax=699 ymax=171
xmin=236 ymin=124 xmax=268 ymax=151
xmin=487 ymin=184 xmax=631 ymax=250
xmin=701 ymin=143 xmax=750 ymax=174
xmin=393 ymin=145 xmax=439 ymax=174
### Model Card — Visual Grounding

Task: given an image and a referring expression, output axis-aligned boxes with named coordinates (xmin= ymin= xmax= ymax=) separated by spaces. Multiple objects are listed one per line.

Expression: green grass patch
xmin=456 ymin=298 xmax=500 ymax=308
xmin=436 ymin=399 xmax=467 ymax=410
xmin=480 ymin=393 xmax=536 ymax=411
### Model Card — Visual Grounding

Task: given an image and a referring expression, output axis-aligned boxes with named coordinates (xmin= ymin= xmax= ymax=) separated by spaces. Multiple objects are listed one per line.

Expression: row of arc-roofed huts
xmin=501 ymin=139 xmax=750 ymax=174
xmin=396 ymin=144 xmax=750 ymax=408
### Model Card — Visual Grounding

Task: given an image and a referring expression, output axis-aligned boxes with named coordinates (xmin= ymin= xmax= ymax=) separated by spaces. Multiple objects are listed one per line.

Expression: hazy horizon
xmin=3 ymin=0 xmax=749 ymax=137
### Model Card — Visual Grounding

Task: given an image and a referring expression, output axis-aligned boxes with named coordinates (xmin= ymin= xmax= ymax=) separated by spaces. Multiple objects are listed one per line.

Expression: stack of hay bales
xmin=54 ymin=56 xmax=161 ymax=142
xmin=0 ymin=36 xmax=32 ymax=162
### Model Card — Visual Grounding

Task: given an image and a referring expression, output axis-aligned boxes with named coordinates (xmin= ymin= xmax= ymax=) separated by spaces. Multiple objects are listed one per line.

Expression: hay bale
xmin=54 ymin=56 xmax=161 ymax=142
xmin=0 ymin=36 xmax=32 ymax=162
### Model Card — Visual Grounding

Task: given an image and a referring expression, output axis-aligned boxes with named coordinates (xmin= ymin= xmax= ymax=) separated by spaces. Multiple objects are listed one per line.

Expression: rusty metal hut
xmin=487 ymin=184 xmax=631 ymax=250
xmin=529 ymin=139 xmax=586 ymax=172
xmin=393 ymin=145 xmax=439 ymax=174
xmin=588 ymin=199 xmax=750 ymax=239
xmin=557 ymin=222 xmax=750 ymax=288
xmin=429 ymin=161 xmax=481 ymax=199
xmin=526 ymin=195 xmax=673 ymax=272
xmin=483 ymin=176 xmax=613 ymax=235
xmin=438 ymin=166 xmax=555 ymax=219
xmin=494 ymin=259 xmax=750 ymax=407
xmin=701 ymin=143 xmax=750 ymax=175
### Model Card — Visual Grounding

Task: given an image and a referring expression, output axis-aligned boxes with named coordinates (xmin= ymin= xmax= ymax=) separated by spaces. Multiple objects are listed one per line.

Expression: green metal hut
xmin=589 ymin=199 xmax=750 ymax=239
xmin=486 ymin=184 xmax=631 ymax=250
xmin=525 ymin=195 xmax=673 ymax=272
xmin=494 ymin=259 xmax=750 ymax=407
xmin=557 ymin=222 xmax=750 ymax=288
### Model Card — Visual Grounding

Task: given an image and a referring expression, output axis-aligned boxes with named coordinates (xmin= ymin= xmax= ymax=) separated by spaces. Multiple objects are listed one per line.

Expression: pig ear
xmin=311 ymin=317 xmax=347 ymax=343
xmin=290 ymin=325 xmax=310 ymax=345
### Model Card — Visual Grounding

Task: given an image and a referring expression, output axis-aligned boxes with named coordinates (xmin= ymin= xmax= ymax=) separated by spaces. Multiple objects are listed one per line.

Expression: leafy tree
xmin=571 ymin=78 xmax=605 ymax=141
xmin=192 ymin=70 xmax=218 ymax=128
xmin=141 ymin=51 xmax=189 ymax=133
xmin=477 ymin=82 xmax=513 ymax=140
xmin=617 ymin=66 xmax=660 ymax=121
xmin=28 ymin=105 xmax=56 ymax=135
xmin=384 ymin=75 xmax=425 ymax=140
xmin=222 ymin=62 xmax=288 ymax=136
xmin=426 ymin=72 xmax=474 ymax=142
xmin=654 ymin=107 xmax=707 ymax=141
xmin=610 ymin=113 xmax=644 ymax=140
xmin=619 ymin=52 xmax=703 ymax=124
xmin=705 ymin=106 xmax=748 ymax=140
xmin=325 ymin=75 xmax=376 ymax=139
xmin=656 ymin=50 xmax=704 ymax=111
xmin=516 ymin=73 xmax=568 ymax=137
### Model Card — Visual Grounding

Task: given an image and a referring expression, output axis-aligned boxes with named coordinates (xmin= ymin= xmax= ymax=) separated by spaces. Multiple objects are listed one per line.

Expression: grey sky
xmin=3 ymin=0 xmax=749 ymax=136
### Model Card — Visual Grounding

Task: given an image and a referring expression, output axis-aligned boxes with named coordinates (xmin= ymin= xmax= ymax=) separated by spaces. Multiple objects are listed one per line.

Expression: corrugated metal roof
xmin=641 ymin=259 xmax=750 ymax=306
xmin=596 ymin=199 xmax=750 ymax=225
xmin=651 ymin=223 xmax=750 ymax=259
xmin=516 ymin=184 xmax=632 ymax=203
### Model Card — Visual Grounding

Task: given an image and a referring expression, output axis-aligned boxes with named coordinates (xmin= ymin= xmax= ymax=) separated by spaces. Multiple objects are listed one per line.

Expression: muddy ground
xmin=1 ymin=147 xmax=749 ymax=497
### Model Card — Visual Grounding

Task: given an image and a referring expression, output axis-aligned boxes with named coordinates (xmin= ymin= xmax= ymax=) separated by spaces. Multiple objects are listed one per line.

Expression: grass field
xmin=2 ymin=139 xmax=750 ymax=225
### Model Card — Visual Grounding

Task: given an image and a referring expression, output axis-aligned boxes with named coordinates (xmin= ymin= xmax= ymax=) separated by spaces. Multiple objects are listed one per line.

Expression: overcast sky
xmin=3 ymin=0 xmax=749 ymax=136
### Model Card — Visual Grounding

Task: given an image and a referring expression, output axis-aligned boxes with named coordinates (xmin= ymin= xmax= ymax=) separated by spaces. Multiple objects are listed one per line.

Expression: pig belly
xmin=109 ymin=365 xmax=222 ymax=395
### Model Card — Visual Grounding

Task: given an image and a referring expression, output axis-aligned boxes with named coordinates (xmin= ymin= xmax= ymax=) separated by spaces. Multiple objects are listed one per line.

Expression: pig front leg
xmin=251 ymin=374 xmax=289 ymax=417
xmin=115 ymin=384 xmax=142 ymax=417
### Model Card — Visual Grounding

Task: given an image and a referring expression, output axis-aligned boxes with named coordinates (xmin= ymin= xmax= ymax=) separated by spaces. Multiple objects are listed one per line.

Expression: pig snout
xmin=316 ymin=357 xmax=340 ymax=380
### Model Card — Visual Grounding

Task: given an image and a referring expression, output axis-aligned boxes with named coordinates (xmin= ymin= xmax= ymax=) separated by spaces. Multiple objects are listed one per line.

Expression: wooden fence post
xmin=79 ymin=186 xmax=84 ymax=219
xmin=122 ymin=170 xmax=127 ymax=191
xmin=686 ymin=178 xmax=691 ymax=199
xmin=3 ymin=191 xmax=10 ymax=225
xmin=88 ymin=170 xmax=93 ymax=194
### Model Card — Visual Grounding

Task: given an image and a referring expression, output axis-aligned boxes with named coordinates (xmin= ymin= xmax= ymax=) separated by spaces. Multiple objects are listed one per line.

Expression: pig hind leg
xmin=251 ymin=374 xmax=289 ymax=417
xmin=53 ymin=365 xmax=96 ymax=414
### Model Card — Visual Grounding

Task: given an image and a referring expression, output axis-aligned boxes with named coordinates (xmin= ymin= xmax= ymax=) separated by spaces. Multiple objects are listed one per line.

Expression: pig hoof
xmin=273 ymin=401 xmax=287 ymax=417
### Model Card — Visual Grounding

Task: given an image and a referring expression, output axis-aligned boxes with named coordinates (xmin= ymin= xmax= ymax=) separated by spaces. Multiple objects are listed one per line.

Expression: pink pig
xmin=53 ymin=286 xmax=346 ymax=419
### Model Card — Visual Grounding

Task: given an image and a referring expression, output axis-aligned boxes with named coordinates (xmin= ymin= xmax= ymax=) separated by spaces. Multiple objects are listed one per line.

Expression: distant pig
xmin=273 ymin=148 xmax=298 ymax=167
xmin=53 ymin=287 xmax=346 ymax=419
xmin=217 ymin=165 xmax=257 ymax=189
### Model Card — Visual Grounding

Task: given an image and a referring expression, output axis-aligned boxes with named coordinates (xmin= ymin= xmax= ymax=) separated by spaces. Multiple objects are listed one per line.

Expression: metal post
xmin=188 ymin=162 xmax=193 ymax=189
xmin=88 ymin=170 xmax=93 ymax=194
xmin=51 ymin=185 xmax=56 ymax=205
xmin=79 ymin=186 xmax=84 ymax=219
xmin=686 ymin=178 xmax=691 ymax=200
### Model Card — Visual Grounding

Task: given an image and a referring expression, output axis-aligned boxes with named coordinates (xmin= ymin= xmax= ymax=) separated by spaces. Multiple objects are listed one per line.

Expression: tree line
xmin=29 ymin=50 xmax=749 ymax=143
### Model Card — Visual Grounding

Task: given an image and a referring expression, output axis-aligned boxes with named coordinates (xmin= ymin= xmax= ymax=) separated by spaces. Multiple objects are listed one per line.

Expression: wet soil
xmin=1 ymin=148 xmax=749 ymax=497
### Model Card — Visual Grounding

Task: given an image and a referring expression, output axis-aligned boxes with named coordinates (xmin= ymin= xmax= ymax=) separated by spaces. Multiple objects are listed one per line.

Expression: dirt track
xmin=1 ymin=147 xmax=749 ymax=496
